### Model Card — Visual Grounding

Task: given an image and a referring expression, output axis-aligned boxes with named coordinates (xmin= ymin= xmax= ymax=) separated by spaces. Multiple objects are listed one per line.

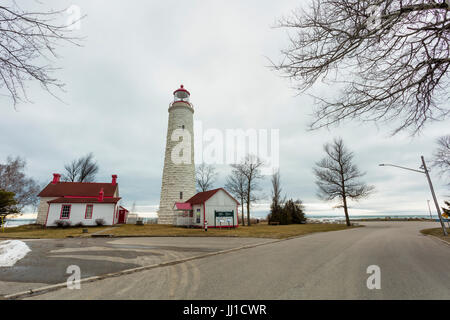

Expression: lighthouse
xmin=158 ymin=85 xmax=196 ymax=224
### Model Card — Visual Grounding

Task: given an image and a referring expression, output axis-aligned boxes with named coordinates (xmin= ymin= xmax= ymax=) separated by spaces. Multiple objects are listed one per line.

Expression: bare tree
xmin=0 ymin=2 xmax=82 ymax=106
xmin=268 ymin=170 xmax=285 ymax=224
xmin=232 ymin=155 xmax=264 ymax=226
xmin=314 ymin=138 xmax=374 ymax=226
xmin=196 ymin=163 xmax=218 ymax=192
xmin=274 ymin=0 xmax=450 ymax=134
xmin=225 ymin=168 xmax=247 ymax=226
xmin=432 ymin=135 xmax=450 ymax=183
xmin=0 ymin=156 xmax=40 ymax=211
xmin=63 ymin=159 xmax=81 ymax=182
xmin=271 ymin=170 xmax=285 ymax=209
xmin=63 ymin=153 xmax=99 ymax=182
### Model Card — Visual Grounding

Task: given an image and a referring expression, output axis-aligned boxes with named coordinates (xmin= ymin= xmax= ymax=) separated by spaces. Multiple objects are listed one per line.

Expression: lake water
xmin=3 ymin=219 xmax=37 ymax=228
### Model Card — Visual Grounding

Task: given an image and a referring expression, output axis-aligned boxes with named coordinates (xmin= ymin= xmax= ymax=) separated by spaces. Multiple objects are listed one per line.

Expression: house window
xmin=196 ymin=208 xmax=201 ymax=223
xmin=85 ymin=204 xmax=93 ymax=219
xmin=180 ymin=192 xmax=183 ymax=200
xmin=61 ymin=205 xmax=71 ymax=219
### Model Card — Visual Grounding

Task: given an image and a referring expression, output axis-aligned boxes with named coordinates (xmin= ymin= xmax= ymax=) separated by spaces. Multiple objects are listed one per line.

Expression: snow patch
xmin=0 ymin=240 xmax=31 ymax=267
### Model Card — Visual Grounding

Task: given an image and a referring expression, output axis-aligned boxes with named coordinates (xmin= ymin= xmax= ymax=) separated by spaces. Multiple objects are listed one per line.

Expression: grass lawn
xmin=0 ymin=223 xmax=359 ymax=240
xmin=108 ymin=223 xmax=358 ymax=239
xmin=0 ymin=224 xmax=111 ymax=239
xmin=421 ymin=227 xmax=450 ymax=244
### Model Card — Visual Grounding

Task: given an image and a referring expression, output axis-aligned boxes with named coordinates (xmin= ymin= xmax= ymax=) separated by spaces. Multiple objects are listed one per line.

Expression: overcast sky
xmin=1 ymin=0 xmax=449 ymax=218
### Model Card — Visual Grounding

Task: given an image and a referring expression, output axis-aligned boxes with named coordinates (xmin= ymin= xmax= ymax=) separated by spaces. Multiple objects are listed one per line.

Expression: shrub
xmin=267 ymin=199 xmax=306 ymax=225
xmin=74 ymin=222 xmax=84 ymax=228
xmin=95 ymin=218 xmax=105 ymax=226
xmin=54 ymin=220 xmax=72 ymax=228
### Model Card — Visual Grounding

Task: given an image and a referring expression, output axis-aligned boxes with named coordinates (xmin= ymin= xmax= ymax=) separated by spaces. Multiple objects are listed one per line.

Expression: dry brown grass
xmin=420 ymin=227 xmax=450 ymax=244
xmin=0 ymin=222 xmax=359 ymax=240
xmin=0 ymin=224 xmax=111 ymax=239
xmin=108 ymin=223 xmax=358 ymax=239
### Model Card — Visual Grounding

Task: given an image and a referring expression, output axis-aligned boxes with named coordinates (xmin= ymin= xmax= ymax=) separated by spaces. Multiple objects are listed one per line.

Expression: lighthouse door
xmin=118 ymin=210 xmax=126 ymax=224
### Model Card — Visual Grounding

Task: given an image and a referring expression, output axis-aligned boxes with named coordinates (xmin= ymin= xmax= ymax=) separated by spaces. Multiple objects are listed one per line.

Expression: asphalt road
xmin=22 ymin=221 xmax=450 ymax=300
xmin=0 ymin=236 xmax=272 ymax=296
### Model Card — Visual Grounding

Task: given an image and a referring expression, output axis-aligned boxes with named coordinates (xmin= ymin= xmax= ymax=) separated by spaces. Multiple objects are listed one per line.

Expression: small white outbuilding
xmin=173 ymin=188 xmax=239 ymax=228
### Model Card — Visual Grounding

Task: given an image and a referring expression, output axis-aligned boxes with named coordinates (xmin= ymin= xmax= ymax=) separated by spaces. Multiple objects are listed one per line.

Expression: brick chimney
xmin=52 ymin=173 xmax=61 ymax=184
xmin=98 ymin=188 xmax=104 ymax=201
xmin=112 ymin=174 xmax=117 ymax=186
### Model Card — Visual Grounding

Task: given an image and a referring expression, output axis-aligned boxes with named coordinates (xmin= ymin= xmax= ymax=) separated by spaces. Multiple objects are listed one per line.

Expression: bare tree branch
xmin=63 ymin=153 xmax=98 ymax=183
xmin=196 ymin=163 xmax=218 ymax=192
xmin=274 ymin=0 xmax=450 ymax=135
xmin=432 ymin=134 xmax=450 ymax=184
xmin=0 ymin=2 xmax=83 ymax=106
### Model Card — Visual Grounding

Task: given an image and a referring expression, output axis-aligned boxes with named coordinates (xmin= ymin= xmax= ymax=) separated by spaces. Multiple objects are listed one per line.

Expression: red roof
xmin=185 ymin=188 xmax=239 ymax=205
xmin=173 ymin=84 xmax=190 ymax=96
xmin=174 ymin=202 xmax=192 ymax=210
xmin=38 ymin=182 xmax=118 ymax=198
xmin=48 ymin=197 xmax=121 ymax=204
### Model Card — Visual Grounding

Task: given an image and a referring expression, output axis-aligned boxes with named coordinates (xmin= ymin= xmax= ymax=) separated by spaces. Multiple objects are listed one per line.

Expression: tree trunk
xmin=241 ymin=200 xmax=245 ymax=226
xmin=342 ymin=195 xmax=351 ymax=227
xmin=247 ymin=200 xmax=251 ymax=226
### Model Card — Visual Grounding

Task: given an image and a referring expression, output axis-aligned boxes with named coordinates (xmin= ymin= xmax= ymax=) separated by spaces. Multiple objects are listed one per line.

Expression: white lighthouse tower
xmin=158 ymin=85 xmax=196 ymax=224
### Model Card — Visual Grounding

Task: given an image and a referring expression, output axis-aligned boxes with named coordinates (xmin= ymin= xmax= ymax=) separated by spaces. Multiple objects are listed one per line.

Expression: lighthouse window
xmin=180 ymin=192 xmax=183 ymax=200
xmin=182 ymin=125 xmax=185 ymax=130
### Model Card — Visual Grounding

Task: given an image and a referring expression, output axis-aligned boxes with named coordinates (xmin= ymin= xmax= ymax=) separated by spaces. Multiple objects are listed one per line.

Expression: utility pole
xmin=379 ymin=156 xmax=448 ymax=236
xmin=421 ymin=156 xmax=447 ymax=236
xmin=427 ymin=200 xmax=432 ymax=220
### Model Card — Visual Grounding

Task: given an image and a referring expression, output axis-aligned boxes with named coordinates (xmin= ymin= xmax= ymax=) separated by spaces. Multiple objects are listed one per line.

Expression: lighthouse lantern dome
xmin=173 ymin=84 xmax=190 ymax=102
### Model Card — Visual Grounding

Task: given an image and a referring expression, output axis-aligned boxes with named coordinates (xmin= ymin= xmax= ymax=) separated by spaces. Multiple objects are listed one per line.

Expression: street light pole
xmin=379 ymin=156 xmax=448 ymax=236
xmin=420 ymin=156 xmax=447 ymax=236
xmin=427 ymin=200 xmax=432 ymax=220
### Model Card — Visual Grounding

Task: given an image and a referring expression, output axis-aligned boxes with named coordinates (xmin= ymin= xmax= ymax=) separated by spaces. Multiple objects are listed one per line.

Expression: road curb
xmin=423 ymin=233 xmax=450 ymax=247
xmin=3 ymin=237 xmax=288 ymax=300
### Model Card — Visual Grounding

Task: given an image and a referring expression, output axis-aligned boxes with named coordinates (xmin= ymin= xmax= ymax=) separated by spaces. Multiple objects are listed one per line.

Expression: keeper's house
xmin=36 ymin=173 xmax=125 ymax=227
xmin=173 ymin=188 xmax=239 ymax=228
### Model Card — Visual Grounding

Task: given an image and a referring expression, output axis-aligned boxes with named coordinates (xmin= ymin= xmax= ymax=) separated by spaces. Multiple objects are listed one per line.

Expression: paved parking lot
xmin=0 ymin=236 xmax=272 ymax=296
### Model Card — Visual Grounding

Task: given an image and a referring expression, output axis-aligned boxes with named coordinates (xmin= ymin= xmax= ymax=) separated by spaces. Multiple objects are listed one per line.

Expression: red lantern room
xmin=173 ymin=84 xmax=190 ymax=103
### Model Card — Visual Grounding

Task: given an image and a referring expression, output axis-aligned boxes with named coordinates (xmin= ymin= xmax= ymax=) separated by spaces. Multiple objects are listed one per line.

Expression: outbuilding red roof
xmin=38 ymin=182 xmax=118 ymax=198
xmin=174 ymin=202 xmax=193 ymax=210
xmin=185 ymin=188 xmax=239 ymax=205
xmin=48 ymin=197 xmax=121 ymax=204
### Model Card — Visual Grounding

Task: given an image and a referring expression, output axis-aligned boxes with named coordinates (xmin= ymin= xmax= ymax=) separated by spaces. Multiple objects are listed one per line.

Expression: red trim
xmin=173 ymin=84 xmax=190 ymax=96
xmin=59 ymin=204 xmax=71 ymax=219
xmin=98 ymin=188 xmax=104 ymax=201
xmin=52 ymin=173 xmax=61 ymax=184
xmin=208 ymin=225 xmax=237 ymax=228
xmin=186 ymin=225 xmax=237 ymax=229
xmin=63 ymin=195 xmax=115 ymax=199
xmin=236 ymin=205 xmax=239 ymax=228
xmin=85 ymin=204 xmax=93 ymax=219
xmin=170 ymin=101 xmax=192 ymax=108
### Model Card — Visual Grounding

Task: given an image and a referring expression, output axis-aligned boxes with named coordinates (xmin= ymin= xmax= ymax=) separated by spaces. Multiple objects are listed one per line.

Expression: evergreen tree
xmin=268 ymin=198 xmax=306 ymax=225
xmin=0 ymin=189 xmax=18 ymax=224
